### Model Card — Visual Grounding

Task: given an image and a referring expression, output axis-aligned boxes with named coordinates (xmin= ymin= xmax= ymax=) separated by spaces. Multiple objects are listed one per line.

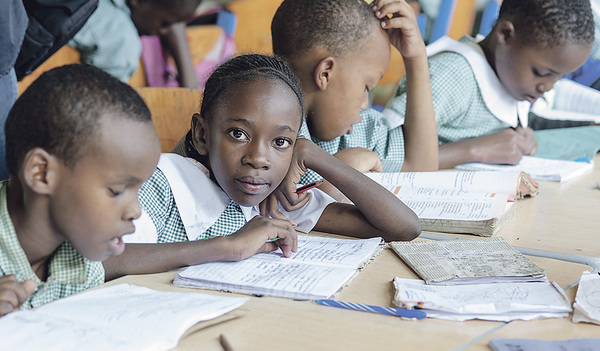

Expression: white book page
xmin=174 ymin=258 xmax=357 ymax=300
xmin=456 ymin=156 xmax=594 ymax=182
xmin=0 ymin=311 xmax=145 ymax=351
xmin=572 ymin=271 xmax=600 ymax=325
xmin=544 ymin=78 xmax=600 ymax=117
xmin=0 ymin=284 xmax=248 ymax=351
xmin=402 ymin=194 xmax=509 ymax=220
xmin=366 ymin=171 xmax=520 ymax=195
xmin=390 ymin=237 xmax=546 ymax=284
xmin=252 ymin=236 xmax=382 ymax=268
xmin=393 ymin=278 xmax=571 ymax=319
xmin=383 ymin=185 xmax=501 ymax=199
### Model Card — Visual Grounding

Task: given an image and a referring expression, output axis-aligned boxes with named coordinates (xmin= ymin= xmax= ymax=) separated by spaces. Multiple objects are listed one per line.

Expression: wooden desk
xmin=497 ymin=156 xmax=600 ymax=258
xmin=103 ymin=155 xmax=600 ymax=350
xmin=106 ymin=246 xmax=593 ymax=350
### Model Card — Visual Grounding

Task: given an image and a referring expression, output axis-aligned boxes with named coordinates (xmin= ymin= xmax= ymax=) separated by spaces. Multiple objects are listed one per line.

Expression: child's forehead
xmin=212 ymin=78 xmax=302 ymax=123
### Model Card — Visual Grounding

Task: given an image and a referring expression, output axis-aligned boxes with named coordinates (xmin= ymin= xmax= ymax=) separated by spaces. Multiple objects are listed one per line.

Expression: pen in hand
xmin=296 ymin=180 xmax=324 ymax=194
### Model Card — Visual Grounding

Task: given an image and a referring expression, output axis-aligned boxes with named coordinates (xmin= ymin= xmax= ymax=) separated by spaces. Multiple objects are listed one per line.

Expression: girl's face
xmin=193 ymin=78 xmax=302 ymax=207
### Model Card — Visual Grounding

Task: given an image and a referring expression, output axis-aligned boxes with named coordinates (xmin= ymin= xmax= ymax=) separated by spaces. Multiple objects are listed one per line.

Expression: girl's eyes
xmin=273 ymin=138 xmax=293 ymax=149
xmin=228 ymin=129 xmax=249 ymax=141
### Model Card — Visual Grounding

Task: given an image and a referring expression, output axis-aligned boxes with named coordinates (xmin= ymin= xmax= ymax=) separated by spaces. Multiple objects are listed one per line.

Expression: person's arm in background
xmin=438 ymin=126 xmax=537 ymax=168
xmin=373 ymin=0 xmax=438 ymax=171
xmin=161 ymin=22 xmax=198 ymax=89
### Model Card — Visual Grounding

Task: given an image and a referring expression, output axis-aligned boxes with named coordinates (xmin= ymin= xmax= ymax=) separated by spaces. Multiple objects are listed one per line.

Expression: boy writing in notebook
xmin=0 ymin=64 xmax=160 ymax=317
xmin=386 ymin=0 xmax=595 ymax=169
xmin=267 ymin=0 xmax=437 ymax=198
xmin=102 ymin=54 xmax=420 ymax=280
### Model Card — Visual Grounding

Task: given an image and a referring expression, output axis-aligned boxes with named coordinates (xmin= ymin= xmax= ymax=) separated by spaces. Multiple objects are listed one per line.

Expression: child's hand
xmin=473 ymin=128 xmax=538 ymax=165
xmin=260 ymin=137 xmax=317 ymax=217
xmin=515 ymin=126 xmax=538 ymax=155
xmin=225 ymin=216 xmax=298 ymax=260
xmin=333 ymin=147 xmax=383 ymax=173
xmin=372 ymin=0 xmax=426 ymax=61
xmin=0 ymin=276 xmax=36 ymax=317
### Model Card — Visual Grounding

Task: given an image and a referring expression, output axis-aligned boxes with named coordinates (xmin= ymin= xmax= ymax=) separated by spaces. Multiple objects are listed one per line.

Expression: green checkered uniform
xmin=138 ymin=168 xmax=246 ymax=243
xmin=69 ymin=0 xmax=141 ymax=82
xmin=391 ymin=36 xmax=511 ymax=145
xmin=298 ymin=108 xmax=406 ymax=184
xmin=0 ymin=182 xmax=104 ymax=309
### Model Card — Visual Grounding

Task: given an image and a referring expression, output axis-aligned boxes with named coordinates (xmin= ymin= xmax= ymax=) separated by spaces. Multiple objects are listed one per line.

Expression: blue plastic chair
xmin=428 ymin=0 xmax=456 ymax=44
xmin=478 ymin=0 xmax=500 ymax=37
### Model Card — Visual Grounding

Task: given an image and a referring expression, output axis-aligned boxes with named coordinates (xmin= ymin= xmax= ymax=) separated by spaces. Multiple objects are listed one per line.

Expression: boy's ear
xmin=21 ymin=148 xmax=60 ymax=195
xmin=496 ymin=21 xmax=516 ymax=45
xmin=191 ymin=113 xmax=210 ymax=156
xmin=314 ymin=57 xmax=335 ymax=91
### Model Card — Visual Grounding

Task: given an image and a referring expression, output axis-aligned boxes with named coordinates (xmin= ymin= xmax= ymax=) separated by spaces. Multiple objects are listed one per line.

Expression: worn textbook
xmin=174 ymin=235 xmax=384 ymax=300
xmin=390 ymin=237 xmax=546 ymax=285
xmin=366 ymin=171 xmax=538 ymax=236
xmin=0 ymin=284 xmax=248 ymax=351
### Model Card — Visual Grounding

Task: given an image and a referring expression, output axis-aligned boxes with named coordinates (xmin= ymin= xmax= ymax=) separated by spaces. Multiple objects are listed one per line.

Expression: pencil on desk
xmin=220 ymin=334 xmax=234 ymax=351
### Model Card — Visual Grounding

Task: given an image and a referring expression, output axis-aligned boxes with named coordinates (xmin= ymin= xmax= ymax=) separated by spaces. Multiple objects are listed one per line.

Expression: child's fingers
xmin=21 ymin=279 xmax=36 ymax=296
xmin=380 ymin=16 xmax=417 ymax=34
xmin=0 ymin=276 xmax=35 ymax=314
xmin=268 ymin=218 xmax=298 ymax=256
xmin=259 ymin=194 xmax=288 ymax=220
xmin=278 ymin=189 xmax=312 ymax=212
xmin=373 ymin=0 xmax=415 ymax=21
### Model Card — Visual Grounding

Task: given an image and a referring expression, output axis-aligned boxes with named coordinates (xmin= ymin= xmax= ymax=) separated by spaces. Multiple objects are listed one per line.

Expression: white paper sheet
xmin=0 ymin=284 xmax=248 ymax=351
xmin=456 ymin=156 xmax=594 ymax=182
xmin=393 ymin=277 xmax=571 ymax=322
xmin=572 ymin=270 xmax=600 ymax=325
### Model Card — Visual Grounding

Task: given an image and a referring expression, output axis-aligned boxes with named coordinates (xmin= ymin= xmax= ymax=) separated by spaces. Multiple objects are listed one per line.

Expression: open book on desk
xmin=174 ymin=235 xmax=384 ymax=300
xmin=390 ymin=237 xmax=546 ymax=285
xmin=0 ymin=284 xmax=248 ymax=351
xmin=456 ymin=156 xmax=594 ymax=182
xmin=366 ymin=171 xmax=537 ymax=236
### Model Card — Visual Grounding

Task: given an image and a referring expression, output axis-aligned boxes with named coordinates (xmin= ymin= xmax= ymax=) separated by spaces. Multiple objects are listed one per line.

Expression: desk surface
xmin=107 ymin=249 xmax=595 ymax=351
xmin=106 ymin=156 xmax=600 ymax=350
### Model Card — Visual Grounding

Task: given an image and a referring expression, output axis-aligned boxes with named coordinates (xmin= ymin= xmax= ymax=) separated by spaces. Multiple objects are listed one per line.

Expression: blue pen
xmin=315 ymin=299 xmax=427 ymax=320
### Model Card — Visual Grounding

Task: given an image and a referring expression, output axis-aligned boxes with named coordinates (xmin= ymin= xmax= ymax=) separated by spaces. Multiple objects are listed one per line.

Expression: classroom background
xmin=16 ymin=0 xmax=502 ymax=153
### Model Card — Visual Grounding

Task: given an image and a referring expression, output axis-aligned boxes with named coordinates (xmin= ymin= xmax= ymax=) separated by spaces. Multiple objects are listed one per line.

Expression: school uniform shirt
xmin=0 ymin=182 xmax=104 ymax=309
xmin=298 ymin=108 xmax=406 ymax=184
xmin=384 ymin=36 xmax=530 ymax=145
xmin=130 ymin=153 xmax=336 ymax=244
xmin=69 ymin=0 xmax=141 ymax=82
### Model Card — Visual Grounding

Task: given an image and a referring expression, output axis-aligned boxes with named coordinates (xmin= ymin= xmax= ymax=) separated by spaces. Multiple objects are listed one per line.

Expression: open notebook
xmin=0 ymin=284 xmax=247 ymax=351
xmin=174 ymin=235 xmax=384 ymax=300
xmin=366 ymin=171 xmax=538 ymax=236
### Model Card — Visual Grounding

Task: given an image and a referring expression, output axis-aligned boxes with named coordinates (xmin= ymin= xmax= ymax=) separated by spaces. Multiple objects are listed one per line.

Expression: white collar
xmin=426 ymin=36 xmax=530 ymax=127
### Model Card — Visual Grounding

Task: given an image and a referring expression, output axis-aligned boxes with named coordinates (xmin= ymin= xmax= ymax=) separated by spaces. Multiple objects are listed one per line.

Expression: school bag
xmin=15 ymin=0 xmax=98 ymax=80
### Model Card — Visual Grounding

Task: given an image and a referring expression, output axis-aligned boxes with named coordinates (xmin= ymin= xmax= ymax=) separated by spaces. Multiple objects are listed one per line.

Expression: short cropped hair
xmin=271 ymin=0 xmax=379 ymax=58
xmin=5 ymin=64 xmax=151 ymax=175
xmin=201 ymin=54 xmax=304 ymax=122
xmin=498 ymin=0 xmax=594 ymax=48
